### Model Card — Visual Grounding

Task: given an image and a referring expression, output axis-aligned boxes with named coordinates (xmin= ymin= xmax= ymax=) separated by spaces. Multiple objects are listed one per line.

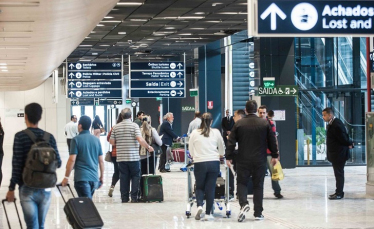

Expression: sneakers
xmin=329 ymin=193 xmax=343 ymax=200
xmin=254 ymin=214 xmax=264 ymax=220
xmin=108 ymin=186 xmax=114 ymax=197
xmin=274 ymin=193 xmax=284 ymax=199
xmin=195 ymin=206 xmax=203 ymax=220
xmin=237 ymin=204 xmax=250 ymax=222
xmin=202 ymin=214 xmax=214 ymax=221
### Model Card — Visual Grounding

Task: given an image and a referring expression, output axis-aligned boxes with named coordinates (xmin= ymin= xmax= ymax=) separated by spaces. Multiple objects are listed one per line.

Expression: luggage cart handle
xmin=56 ymin=183 xmax=75 ymax=204
xmin=2 ymin=199 xmax=23 ymax=229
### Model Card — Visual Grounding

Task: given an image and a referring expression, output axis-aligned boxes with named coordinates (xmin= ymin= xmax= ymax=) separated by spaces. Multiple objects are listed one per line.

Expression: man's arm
xmin=98 ymin=155 xmax=104 ymax=188
xmin=164 ymin=123 xmax=178 ymax=139
xmin=61 ymin=154 xmax=77 ymax=186
xmin=334 ymin=121 xmax=353 ymax=147
xmin=109 ymin=127 xmax=116 ymax=146
xmin=6 ymin=134 xmax=23 ymax=202
xmin=267 ymin=123 xmax=279 ymax=166
xmin=225 ymin=124 xmax=237 ymax=160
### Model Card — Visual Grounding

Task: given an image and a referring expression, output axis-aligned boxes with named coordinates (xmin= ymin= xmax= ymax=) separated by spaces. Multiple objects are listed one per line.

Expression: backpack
xmin=22 ymin=129 xmax=58 ymax=188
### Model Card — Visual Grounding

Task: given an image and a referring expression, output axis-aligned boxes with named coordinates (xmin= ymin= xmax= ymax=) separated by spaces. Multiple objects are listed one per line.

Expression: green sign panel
xmin=256 ymin=85 xmax=298 ymax=96
xmin=263 ymin=81 xmax=275 ymax=88
xmin=182 ymin=106 xmax=195 ymax=112
xmin=156 ymin=97 xmax=162 ymax=101
xmin=190 ymin=89 xmax=198 ymax=97
xmin=125 ymin=99 xmax=132 ymax=104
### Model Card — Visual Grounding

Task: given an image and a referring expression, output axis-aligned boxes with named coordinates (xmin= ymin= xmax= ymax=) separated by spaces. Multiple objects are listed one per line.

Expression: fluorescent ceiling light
xmin=165 ymin=27 xmax=175 ymax=29
xmin=130 ymin=19 xmax=148 ymax=21
xmin=206 ymin=20 xmax=221 ymax=23
xmin=179 ymin=33 xmax=192 ymax=35
xmin=104 ymin=16 xmax=114 ymax=19
xmin=97 ymin=24 xmax=105 ymax=26
xmin=118 ymin=32 xmax=126 ymax=35
xmin=0 ymin=66 xmax=7 ymax=69
xmin=178 ymin=16 xmax=204 ymax=19
xmin=117 ymin=2 xmax=143 ymax=6
xmin=1 ymin=70 xmax=8 ymax=72
xmin=100 ymin=45 xmax=110 ymax=47
xmin=0 ymin=63 xmax=7 ymax=65
xmin=212 ymin=3 xmax=223 ymax=6
xmin=218 ymin=12 xmax=238 ymax=15
xmin=100 ymin=20 xmax=121 ymax=23
xmin=79 ymin=45 xmax=92 ymax=47
xmin=85 ymin=37 xmax=90 ymax=39
xmin=147 ymin=39 xmax=155 ymax=40
xmin=92 ymin=53 xmax=98 ymax=55
xmin=194 ymin=12 xmax=205 ymax=15
xmin=79 ymin=60 xmax=92 ymax=62
xmin=190 ymin=28 xmax=205 ymax=30
xmin=90 ymin=31 xmax=96 ymax=33
xmin=239 ymin=12 xmax=247 ymax=14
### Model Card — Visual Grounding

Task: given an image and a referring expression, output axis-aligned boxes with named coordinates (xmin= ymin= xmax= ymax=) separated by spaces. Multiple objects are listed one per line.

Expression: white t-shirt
xmin=65 ymin=121 xmax=78 ymax=139
xmin=189 ymin=128 xmax=225 ymax=163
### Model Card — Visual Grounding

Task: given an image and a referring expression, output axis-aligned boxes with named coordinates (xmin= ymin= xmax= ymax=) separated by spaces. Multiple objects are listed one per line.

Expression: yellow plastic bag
xmin=271 ymin=162 xmax=284 ymax=181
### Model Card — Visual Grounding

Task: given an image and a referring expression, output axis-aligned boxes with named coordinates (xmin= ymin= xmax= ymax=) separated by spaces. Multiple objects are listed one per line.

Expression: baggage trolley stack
xmin=180 ymin=136 xmax=192 ymax=172
xmin=185 ymin=158 xmax=231 ymax=218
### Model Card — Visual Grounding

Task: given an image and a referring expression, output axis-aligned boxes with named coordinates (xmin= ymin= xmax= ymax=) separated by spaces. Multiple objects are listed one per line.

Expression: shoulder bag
xmin=105 ymin=144 xmax=112 ymax=163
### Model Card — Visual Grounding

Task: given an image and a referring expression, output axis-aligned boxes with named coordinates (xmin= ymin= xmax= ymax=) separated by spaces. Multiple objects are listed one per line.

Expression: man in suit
xmin=322 ymin=107 xmax=353 ymax=200
xmin=227 ymin=100 xmax=278 ymax=221
xmin=222 ymin=109 xmax=234 ymax=145
xmin=159 ymin=112 xmax=180 ymax=173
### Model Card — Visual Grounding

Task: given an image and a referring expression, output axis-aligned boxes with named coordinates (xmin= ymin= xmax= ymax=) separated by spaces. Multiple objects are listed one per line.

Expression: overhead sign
xmin=249 ymin=0 xmax=374 ymax=37
xmin=71 ymin=99 xmax=122 ymax=106
xmin=68 ymin=72 xmax=122 ymax=80
xmin=182 ymin=106 xmax=195 ymax=112
xmin=130 ymin=89 xmax=185 ymax=98
xmin=130 ymin=71 xmax=184 ymax=80
xmin=130 ymin=61 xmax=186 ymax=98
xmin=68 ymin=62 xmax=121 ymax=71
xmin=256 ymin=85 xmax=298 ymax=96
xmin=68 ymin=81 xmax=122 ymax=89
xmin=68 ymin=90 xmax=122 ymax=98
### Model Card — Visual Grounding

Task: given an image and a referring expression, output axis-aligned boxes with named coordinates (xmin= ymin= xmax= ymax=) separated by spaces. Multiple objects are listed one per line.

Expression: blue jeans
xmin=74 ymin=181 xmax=99 ymax=199
xmin=118 ymin=161 xmax=141 ymax=201
xmin=193 ymin=161 xmax=220 ymax=214
xmin=19 ymin=185 xmax=52 ymax=229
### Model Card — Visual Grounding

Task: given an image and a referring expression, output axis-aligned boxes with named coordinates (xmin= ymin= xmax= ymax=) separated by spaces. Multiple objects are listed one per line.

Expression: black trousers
xmin=111 ymin=156 xmax=120 ymax=187
xmin=159 ymin=145 xmax=167 ymax=171
xmin=67 ymin=139 xmax=72 ymax=153
xmin=236 ymin=162 xmax=266 ymax=216
xmin=332 ymin=159 xmax=346 ymax=194
xmin=0 ymin=153 xmax=3 ymax=186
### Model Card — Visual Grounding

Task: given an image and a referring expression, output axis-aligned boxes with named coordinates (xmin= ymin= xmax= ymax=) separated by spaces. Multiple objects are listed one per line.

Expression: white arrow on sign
xmin=178 ymin=91 xmax=183 ymax=96
xmin=177 ymin=63 xmax=183 ymax=69
xmin=69 ymin=63 xmax=75 ymax=69
xmin=291 ymin=88 xmax=297 ymax=94
xmin=177 ymin=72 xmax=183 ymax=77
xmin=69 ymin=82 xmax=75 ymax=87
xmin=177 ymin=81 xmax=183 ymax=87
xmin=69 ymin=91 xmax=74 ymax=96
xmin=260 ymin=3 xmax=287 ymax=30
xmin=69 ymin=73 xmax=74 ymax=78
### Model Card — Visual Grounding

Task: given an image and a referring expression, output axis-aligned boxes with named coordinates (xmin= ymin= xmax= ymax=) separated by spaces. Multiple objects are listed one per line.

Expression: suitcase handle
xmin=2 ymin=199 xmax=23 ymax=229
xmin=56 ymin=183 xmax=75 ymax=203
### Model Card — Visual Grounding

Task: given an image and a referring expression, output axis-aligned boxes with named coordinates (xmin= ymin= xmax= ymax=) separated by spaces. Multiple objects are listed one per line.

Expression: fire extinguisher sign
xmin=207 ymin=101 xmax=213 ymax=110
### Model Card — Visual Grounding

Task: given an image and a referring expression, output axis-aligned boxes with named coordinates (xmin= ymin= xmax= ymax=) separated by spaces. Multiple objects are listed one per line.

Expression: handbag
xmin=100 ymin=127 xmax=105 ymax=133
xmin=104 ymin=145 xmax=112 ymax=162
xmin=151 ymin=143 xmax=162 ymax=156
xmin=271 ymin=161 xmax=284 ymax=181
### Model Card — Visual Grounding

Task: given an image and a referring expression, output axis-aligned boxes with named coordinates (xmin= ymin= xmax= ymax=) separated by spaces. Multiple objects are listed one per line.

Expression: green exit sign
xmin=189 ymin=89 xmax=198 ymax=97
xmin=263 ymin=77 xmax=275 ymax=88
xmin=125 ymin=99 xmax=131 ymax=104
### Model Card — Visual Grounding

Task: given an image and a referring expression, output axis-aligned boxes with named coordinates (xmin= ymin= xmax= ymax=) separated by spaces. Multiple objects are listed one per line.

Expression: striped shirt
xmin=110 ymin=119 xmax=141 ymax=162
xmin=10 ymin=128 xmax=62 ymax=190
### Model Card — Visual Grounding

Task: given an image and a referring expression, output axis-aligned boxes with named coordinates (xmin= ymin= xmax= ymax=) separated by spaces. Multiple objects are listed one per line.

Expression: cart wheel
xmin=186 ymin=211 xmax=191 ymax=218
xmin=226 ymin=211 xmax=231 ymax=218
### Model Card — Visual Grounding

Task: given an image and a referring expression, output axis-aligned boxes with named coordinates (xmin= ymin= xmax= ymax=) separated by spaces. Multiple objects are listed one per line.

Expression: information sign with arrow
xmin=256 ymin=85 xmax=298 ymax=96
xmin=68 ymin=72 xmax=122 ymax=80
xmin=130 ymin=89 xmax=185 ymax=98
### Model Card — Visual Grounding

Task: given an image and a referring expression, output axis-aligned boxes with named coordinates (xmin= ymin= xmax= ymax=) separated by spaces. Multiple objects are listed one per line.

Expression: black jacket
xmin=226 ymin=114 xmax=278 ymax=164
xmin=221 ymin=116 xmax=234 ymax=134
xmin=326 ymin=118 xmax=352 ymax=163
xmin=159 ymin=121 xmax=178 ymax=146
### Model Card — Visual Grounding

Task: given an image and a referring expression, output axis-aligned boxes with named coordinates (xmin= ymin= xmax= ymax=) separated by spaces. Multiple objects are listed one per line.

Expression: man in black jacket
xmin=227 ymin=100 xmax=278 ymax=222
xmin=222 ymin=109 xmax=234 ymax=145
xmin=322 ymin=107 xmax=353 ymax=200
xmin=159 ymin=112 xmax=179 ymax=173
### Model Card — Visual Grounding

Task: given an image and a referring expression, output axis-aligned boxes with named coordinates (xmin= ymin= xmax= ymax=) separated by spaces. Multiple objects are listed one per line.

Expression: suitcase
xmin=142 ymin=151 xmax=164 ymax=202
xmin=215 ymin=177 xmax=225 ymax=199
xmin=57 ymin=184 xmax=104 ymax=229
xmin=2 ymin=199 xmax=23 ymax=229
xmin=171 ymin=148 xmax=185 ymax=162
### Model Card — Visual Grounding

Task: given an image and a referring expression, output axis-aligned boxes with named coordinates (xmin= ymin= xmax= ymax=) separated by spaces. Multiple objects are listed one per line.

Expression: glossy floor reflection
xmin=1 ymin=143 xmax=374 ymax=229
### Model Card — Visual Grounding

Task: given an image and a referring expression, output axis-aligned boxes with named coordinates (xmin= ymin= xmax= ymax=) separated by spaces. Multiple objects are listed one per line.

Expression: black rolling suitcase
xmin=142 ymin=151 xmax=164 ymax=202
xmin=56 ymin=184 xmax=103 ymax=229
xmin=2 ymin=199 xmax=23 ymax=228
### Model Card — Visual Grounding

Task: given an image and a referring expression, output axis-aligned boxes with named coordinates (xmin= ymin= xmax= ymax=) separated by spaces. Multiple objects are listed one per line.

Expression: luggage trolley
xmin=185 ymin=158 xmax=231 ymax=218
xmin=180 ymin=136 xmax=192 ymax=172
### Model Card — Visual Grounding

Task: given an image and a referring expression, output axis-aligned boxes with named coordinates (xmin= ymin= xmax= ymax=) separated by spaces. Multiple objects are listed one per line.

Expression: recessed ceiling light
xmin=212 ymin=3 xmax=223 ymax=6
xmin=218 ymin=12 xmax=238 ymax=15
xmin=178 ymin=16 xmax=204 ymax=19
xmin=118 ymin=32 xmax=127 ymax=35
xmin=104 ymin=16 xmax=114 ymax=19
xmin=0 ymin=66 xmax=7 ymax=69
xmin=0 ymin=63 xmax=7 ymax=66
xmin=100 ymin=45 xmax=110 ymax=47
xmin=147 ymin=39 xmax=155 ymax=40
xmin=100 ymin=20 xmax=121 ymax=23
xmin=165 ymin=27 xmax=175 ymax=29
xmin=179 ymin=33 xmax=192 ymax=35
xmin=85 ymin=37 xmax=90 ymax=39
xmin=206 ymin=21 xmax=221 ymax=23
xmin=92 ymin=53 xmax=98 ymax=55
xmin=79 ymin=60 xmax=92 ymax=62
xmin=117 ymin=2 xmax=143 ymax=6
xmin=90 ymin=31 xmax=96 ymax=33
xmin=194 ymin=12 xmax=205 ymax=15
xmin=97 ymin=24 xmax=105 ymax=26
xmin=130 ymin=19 xmax=148 ymax=21
xmin=79 ymin=45 xmax=92 ymax=47
xmin=190 ymin=28 xmax=205 ymax=30
xmin=1 ymin=69 xmax=8 ymax=72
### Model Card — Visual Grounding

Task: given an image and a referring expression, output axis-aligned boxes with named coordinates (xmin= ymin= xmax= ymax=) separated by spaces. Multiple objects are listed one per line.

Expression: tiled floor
xmin=1 ymin=142 xmax=374 ymax=229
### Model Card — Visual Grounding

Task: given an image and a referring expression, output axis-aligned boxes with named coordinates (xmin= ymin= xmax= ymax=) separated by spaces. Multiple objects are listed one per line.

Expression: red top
xmin=107 ymin=127 xmax=116 ymax=157
xmin=267 ymin=119 xmax=277 ymax=155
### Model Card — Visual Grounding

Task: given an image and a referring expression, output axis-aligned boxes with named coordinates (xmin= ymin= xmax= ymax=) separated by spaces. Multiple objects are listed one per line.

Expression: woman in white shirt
xmin=189 ymin=113 xmax=225 ymax=221
xmin=139 ymin=115 xmax=162 ymax=200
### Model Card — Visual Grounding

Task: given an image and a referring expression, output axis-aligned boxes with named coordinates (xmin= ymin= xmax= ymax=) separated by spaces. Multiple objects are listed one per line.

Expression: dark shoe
xmin=237 ymin=204 xmax=250 ymax=222
xmin=160 ymin=169 xmax=167 ymax=173
xmin=122 ymin=199 xmax=129 ymax=203
xmin=329 ymin=193 xmax=336 ymax=198
xmin=329 ymin=192 xmax=344 ymax=198
xmin=329 ymin=193 xmax=343 ymax=200
xmin=254 ymin=214 xmax=264 ymax=220
xmin=131 ymin=199 xmax=139 ymax=203
xmin=166 ymin=169 xmax=171 ymax=172
xmin=274 ymin=193 xmax=283 ymax=199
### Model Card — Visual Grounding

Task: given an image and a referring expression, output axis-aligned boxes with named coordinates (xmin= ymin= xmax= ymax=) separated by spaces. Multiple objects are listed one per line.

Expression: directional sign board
xmin=130 ymin=62 xmax=185 ymax=98
xmin=71 ymin=99 xmax=123 ymax=106
xmin=256 ymin=85 xmax=298 ymax=96
xmin=249 ymin=0 xmax=374 ymax=37
xmin=67 ymin=62 xmax=122 ymax=101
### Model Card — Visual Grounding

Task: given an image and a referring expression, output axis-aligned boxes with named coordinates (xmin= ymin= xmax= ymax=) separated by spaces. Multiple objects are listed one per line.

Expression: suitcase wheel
xmin=186 ymin=211 xmax=191 ymax=218
xmin=226 ymin=211 xmax=231 ymax=218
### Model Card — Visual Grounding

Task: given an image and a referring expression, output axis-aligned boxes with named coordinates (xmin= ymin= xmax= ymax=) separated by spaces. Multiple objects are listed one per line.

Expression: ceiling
xmin=68 ymin=0 xmax=248 ymax=64
xmin=0 ymin=0 xmax=248 ymax=91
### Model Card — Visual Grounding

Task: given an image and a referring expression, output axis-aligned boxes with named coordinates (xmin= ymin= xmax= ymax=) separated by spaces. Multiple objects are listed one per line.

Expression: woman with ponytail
xmin=189 ymin=112 xmax=225 ymax=221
